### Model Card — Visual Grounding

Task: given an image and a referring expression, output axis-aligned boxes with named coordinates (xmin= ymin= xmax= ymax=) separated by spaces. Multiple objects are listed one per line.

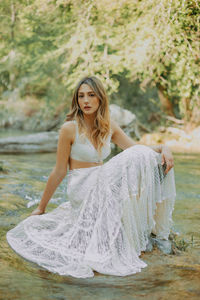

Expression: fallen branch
xmin=165 ymin=116 xmax=184 ymax=124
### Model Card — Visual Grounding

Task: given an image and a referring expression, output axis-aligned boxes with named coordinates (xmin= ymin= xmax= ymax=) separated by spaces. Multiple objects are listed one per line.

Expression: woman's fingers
xmin=161 ymin=152 xmax=165 ymax=165
xmin=164 ymin=158 xmax=174 ymax=174
xmin=161 ymin=146 xmax=174 ymax=174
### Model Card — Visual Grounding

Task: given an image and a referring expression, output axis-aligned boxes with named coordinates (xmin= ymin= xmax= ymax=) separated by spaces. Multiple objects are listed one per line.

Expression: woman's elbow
xmin=51 ymin=167 xmax=67 ymax=179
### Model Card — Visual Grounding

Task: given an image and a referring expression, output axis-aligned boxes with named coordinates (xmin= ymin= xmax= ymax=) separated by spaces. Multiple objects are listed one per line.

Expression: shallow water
xmin=0 ymin=152 xmax=200 ymax=300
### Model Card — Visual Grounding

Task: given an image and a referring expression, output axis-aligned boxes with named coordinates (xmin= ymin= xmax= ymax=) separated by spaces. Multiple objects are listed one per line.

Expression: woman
xmin=6 ymin=76 xmax=176 ymax=278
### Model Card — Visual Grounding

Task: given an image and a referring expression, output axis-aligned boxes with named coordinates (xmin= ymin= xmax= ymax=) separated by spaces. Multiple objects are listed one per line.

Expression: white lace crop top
xmin=70 ymin=120 xmax=112 ymax=163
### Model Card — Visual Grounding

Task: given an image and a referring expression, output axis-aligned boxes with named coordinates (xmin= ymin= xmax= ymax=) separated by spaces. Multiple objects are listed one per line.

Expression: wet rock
xmin=145 ymin=234 xmax=172 ymax=254
xmin=144 ymin=236 xmax=154 ymax=252
xmin=153 ymin=238 xmax=172 ymax=254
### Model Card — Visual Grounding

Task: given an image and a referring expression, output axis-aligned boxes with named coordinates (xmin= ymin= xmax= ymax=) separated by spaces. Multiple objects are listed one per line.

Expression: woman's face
xmin=78 ymin=84 xmax=100 ymax=116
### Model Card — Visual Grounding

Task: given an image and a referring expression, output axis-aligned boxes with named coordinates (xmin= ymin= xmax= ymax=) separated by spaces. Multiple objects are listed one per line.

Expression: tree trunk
xmin=182 ymin=97 xmax=192 ymax=123
xmin=190 ymin=102 xmax=200 ymax=126
xmin=157 ymin=85 xmax=174 ymax=116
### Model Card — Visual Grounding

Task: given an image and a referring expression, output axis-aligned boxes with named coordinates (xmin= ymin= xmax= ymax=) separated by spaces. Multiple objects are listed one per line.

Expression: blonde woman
xmin=6 ymin=76 xmax=176 ymax=278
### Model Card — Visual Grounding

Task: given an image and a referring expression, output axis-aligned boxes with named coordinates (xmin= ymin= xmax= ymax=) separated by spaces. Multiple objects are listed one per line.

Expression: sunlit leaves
xmin=0 ymin=0 xmax=199 ymax=122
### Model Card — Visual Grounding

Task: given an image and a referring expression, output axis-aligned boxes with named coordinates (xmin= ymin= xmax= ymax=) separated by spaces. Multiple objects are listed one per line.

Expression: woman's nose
xmin=84 ymin=97 xmax=89 ymax=103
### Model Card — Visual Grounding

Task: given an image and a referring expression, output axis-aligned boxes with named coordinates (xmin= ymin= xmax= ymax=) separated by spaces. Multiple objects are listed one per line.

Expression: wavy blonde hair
xmin=65 ymin=76 xmax=111 ymax=156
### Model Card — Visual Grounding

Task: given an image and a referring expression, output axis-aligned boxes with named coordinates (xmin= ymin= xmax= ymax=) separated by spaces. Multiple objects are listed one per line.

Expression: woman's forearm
xmin=38 ymin=170 xmax=66 ymax=212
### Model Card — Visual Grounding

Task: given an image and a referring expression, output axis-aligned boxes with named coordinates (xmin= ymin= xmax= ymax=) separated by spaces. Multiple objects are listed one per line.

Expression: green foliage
xmin=0 ymin=0 xmax=199 ymax=123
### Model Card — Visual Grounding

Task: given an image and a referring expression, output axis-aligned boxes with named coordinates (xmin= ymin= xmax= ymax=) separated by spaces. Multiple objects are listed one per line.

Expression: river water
xmin=0 ymin=151 xmax=200 ymax=300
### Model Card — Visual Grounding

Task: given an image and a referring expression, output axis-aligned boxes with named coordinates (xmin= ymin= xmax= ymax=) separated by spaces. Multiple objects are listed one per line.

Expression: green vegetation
xmin=0 ymin=160 xmax=8 ymax=173
xmin=169 ymin=232 xmax=191 ymax=253
xmin=0 ymin=0 xmax=199 ymax=127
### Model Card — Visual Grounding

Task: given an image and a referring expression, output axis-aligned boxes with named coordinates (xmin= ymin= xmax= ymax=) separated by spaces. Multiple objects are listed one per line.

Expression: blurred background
xmin=0 ymin=0 xmax=199 ymax=151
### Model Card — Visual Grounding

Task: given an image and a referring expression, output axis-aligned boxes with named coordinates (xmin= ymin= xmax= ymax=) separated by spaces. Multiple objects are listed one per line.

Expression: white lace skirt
xmin=6 ymin=145 xmax=176 ymax=278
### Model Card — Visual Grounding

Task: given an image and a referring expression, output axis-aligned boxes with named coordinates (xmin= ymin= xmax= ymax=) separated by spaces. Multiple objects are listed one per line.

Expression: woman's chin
xmin=83 ymin=110 xmax=96 ymax=115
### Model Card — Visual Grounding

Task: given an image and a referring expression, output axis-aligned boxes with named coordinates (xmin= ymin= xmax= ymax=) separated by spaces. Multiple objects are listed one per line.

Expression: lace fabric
xmin=70 ymin=120 xmax=112 ymax=163
xmin=6 ymin=145 xmax=176 ymax=278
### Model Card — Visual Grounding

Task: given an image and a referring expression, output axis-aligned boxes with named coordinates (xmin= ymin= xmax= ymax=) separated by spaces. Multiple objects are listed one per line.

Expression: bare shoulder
xmin=61 ymin=120 xmax=75 ymax=131
xmin=59 ymin=120 xmax=76 ymax=143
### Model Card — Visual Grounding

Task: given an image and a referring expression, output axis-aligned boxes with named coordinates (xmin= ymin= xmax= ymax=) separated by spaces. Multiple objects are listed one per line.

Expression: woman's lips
xmin=84 ymin=106 xmax=91 ymax=109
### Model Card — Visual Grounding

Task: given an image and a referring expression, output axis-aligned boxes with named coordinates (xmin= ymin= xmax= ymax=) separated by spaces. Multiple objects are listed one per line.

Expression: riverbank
xmin=140 ymin=126 xmax=200 ymax=153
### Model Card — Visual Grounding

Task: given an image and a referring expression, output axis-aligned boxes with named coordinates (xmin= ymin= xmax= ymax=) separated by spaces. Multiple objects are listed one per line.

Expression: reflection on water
xmin=0 ymin=152 xmax=200 ymax=300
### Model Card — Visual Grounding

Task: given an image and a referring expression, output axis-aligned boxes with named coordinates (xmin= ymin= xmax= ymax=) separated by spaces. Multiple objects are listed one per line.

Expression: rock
xmin=165 ymin=139 xmax=180 ymax=147
xmin=0 ymin=131 xmax=58 ymax=153
xmin=109 ymin=104 xmax=140 ymax=139
xmin=192 ymin=126 xmax=200 ymax=139
xmin=144 ymin=234 xmax=172 ymax=254
xmin=144 ymin=236 xmax=154 ymax=252
xmin=109 ymin=104 xmax=136 ymax=126
xmin=166 ymin=127 xmax=192 ymax=140
xmin=152 ymin=238 xmax=172 ymax=254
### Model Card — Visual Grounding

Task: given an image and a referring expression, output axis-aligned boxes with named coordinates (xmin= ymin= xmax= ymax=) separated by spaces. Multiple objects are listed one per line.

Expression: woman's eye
xmin=90 ymin=94 xmax=95 ymax=97
xmin=78 ymin=95 xmax=83 ymax=98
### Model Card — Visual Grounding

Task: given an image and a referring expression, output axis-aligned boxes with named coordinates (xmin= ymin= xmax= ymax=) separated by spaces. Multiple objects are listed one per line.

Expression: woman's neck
xmin=82 ymin=114 xmax=96 ymax=129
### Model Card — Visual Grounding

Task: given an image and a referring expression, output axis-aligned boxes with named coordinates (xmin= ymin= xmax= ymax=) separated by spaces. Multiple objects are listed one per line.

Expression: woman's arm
xmin=30 ymin=122 xmax=74 ymax=216
xmin=111 ymin=119 xmax=174 ymax=174
xmin=111 ymin=119 xmax=137 ymax=150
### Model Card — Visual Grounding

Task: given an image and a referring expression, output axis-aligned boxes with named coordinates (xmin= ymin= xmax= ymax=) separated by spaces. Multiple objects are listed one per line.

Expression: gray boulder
xmin=109 ymin=104 xmax=140 ymax=139
xmin=0 ymin=131 xmax=58 ymax=153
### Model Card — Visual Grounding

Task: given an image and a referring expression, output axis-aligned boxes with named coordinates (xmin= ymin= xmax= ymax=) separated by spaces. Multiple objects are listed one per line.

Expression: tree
xmin=0 ymin=0 xmax=199 ymax=125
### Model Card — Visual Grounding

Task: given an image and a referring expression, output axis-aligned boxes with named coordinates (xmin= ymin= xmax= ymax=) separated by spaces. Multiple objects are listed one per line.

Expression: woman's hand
xmin=30 ymin=206 xmax=45 ymax=216
xmin=161 ymin=145 xmax=174 ymax=174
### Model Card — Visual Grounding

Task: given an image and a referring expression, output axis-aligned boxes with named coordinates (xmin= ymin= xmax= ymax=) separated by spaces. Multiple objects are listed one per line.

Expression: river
xmin=0 ymin=151 xmax=200 ymax=300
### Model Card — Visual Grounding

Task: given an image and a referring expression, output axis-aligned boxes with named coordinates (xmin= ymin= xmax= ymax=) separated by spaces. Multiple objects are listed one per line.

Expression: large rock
xmin=109 ymin=104 xmax=140 ymax=139
xmin=109 ymin=104 xmax=136 ymax=126
xmin=0 ymin=132 xmax=58 ymax=153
